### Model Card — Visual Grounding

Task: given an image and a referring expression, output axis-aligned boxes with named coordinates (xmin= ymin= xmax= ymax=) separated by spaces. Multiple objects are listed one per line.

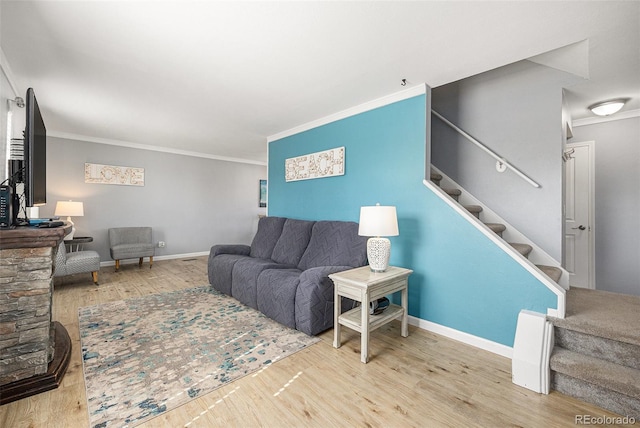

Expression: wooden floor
xmin=0 ymin=257 xmax=620 ymax=427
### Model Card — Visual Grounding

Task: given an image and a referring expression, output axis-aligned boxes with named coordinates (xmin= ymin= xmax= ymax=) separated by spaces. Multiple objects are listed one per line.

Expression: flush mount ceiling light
xmin=588 ymin=99 xmax=627 ymax=116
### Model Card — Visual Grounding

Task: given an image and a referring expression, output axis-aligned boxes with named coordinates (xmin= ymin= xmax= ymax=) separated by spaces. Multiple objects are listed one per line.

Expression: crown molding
xmin=572 ymin=108 xmax=640 ymax=127
xmin=268 ymin=83 xmax=428 ymax=143
xmin=48 ymin=131 xmax=267 ymax=166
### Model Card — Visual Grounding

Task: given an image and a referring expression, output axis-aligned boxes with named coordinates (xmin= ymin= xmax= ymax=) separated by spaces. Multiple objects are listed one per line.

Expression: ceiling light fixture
xmin=588 ymin=99 xmax=627 ymax=117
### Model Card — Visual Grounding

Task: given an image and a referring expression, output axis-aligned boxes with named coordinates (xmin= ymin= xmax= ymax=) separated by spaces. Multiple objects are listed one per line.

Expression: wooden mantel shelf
xmin=0 ymin=223 xmax=71 ymax=250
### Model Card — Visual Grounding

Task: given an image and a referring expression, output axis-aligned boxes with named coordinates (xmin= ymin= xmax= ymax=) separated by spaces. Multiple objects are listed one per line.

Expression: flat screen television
xmin=24 ymin=87 xmax=47 ymax=207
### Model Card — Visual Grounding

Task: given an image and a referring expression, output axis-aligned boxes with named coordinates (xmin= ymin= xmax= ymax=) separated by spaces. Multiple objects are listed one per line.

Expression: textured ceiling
xmin=2 ymin=1 xmax=639 ymax=164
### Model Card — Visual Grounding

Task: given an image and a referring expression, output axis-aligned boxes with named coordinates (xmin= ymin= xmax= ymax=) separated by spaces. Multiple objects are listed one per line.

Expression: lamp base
xmin=63 ymin=217 xmax=75 ymax=241
xmin=367 ymin=237 xmax=391 ymax=272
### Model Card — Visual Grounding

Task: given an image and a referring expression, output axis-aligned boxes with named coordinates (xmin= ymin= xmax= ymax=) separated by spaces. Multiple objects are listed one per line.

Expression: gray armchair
xmin=108 ymin=227 xmax=155 ymax=272
xmin=54 ymin=240 xmax=100 ymax=285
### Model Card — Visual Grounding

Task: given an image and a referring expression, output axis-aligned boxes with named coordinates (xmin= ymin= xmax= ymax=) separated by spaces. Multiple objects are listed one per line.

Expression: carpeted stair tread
xmin=510 ymin=243 xmax=532 ymax=258
xmin=536 ymin=264 xmax=562 ymax=283
xmin=464 ymin=205 xmax=483 ymax=218
xmin=443 ymin=188 xmax=461 ymax=201
xmin=555 ymin=327 xmax=640 ymax=370
xmin=550 ymin=347 xmax=640 ymax=401
xmin=552 ymin=372 xmax=640 ymax=420
xmin=485 ymin=223 xmax=506 ymax=236
xmin=549 ymin=288 xmax=640 ymax=347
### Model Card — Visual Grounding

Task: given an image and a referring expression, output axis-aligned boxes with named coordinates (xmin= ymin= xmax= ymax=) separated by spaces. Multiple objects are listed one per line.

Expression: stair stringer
xmin=423 ymin=178 xmax=566 ymax=319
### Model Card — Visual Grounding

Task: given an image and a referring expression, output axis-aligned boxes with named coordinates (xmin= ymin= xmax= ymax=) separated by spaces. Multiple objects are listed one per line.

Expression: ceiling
xmin=2 ymin=1 xmax=639 ymax=165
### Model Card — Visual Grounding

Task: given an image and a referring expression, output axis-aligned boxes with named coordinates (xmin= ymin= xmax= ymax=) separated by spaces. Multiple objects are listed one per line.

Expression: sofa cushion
xmin=256 ymin=268 xmax=302 ymax=330
xmin=271 ymin=219 xmax=315 ymax=266
xmin=231 ymin=257 xmax=294 ymax=309
xmin=209 ymin=253 xmax=251 ymax=296
xmin=250 ymin=216 xmax=287 ymax=259
xmin=298 ymin=221 xmax=368 ymax=271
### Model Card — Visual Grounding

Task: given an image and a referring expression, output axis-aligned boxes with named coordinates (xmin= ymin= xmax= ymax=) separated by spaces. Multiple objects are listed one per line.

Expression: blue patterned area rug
xmin=79 ymin=286 xmax=319 ymax=428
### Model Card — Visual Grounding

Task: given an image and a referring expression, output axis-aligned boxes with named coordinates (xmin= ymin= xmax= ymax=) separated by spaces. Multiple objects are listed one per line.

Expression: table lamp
xmin=358 ymin=204 xmax=399 ymax=272
xmin=55 ymin=200 xmax=84 ymax=240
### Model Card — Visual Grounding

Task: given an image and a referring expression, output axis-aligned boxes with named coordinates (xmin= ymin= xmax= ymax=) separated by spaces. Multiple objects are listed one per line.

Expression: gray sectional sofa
xmin=208 ymin=216 xmax=368 ymax=335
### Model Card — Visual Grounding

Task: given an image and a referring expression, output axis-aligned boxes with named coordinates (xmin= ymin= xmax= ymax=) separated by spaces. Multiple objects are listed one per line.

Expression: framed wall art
xmin=259 ymin=179 xmax=267 ymax=208
xmin=285 ymin=146 xmax=344 ymax=182
xmin=84 ymin=163 xmax=144 ymax=186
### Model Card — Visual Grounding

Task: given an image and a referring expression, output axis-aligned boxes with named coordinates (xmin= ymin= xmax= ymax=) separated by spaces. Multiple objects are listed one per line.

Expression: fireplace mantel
xmin=0 ymin=223 xmax=71 ymax=249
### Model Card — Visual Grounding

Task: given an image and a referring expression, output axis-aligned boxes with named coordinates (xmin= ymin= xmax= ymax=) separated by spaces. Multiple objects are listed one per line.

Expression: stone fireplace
xmin=0 ymin=225 xmax=71 ymax=404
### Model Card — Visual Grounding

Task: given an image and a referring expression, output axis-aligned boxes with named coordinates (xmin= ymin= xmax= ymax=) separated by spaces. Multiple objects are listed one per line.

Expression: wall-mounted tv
xmin=24 ymin=88 xmax=47 ymax=207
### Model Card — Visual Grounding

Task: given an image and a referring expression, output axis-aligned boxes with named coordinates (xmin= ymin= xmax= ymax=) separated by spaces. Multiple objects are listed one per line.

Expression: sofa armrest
xmin=209 ymin=244 xmax=251 ymax=258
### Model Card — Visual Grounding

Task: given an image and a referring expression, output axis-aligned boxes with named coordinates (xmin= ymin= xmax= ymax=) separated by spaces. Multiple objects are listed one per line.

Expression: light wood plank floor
xmin=0 ymin=257 xmax=621 ymax=427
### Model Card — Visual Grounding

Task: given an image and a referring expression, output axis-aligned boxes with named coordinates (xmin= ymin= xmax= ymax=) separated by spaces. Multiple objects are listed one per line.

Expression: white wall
xmin=1 ymin=57 xmax=25 ymax=182
xmin=40 ymin=137 xmax=267 ymax=262
xmin=431 ymin=60 xmax=583 ymax=261
xmin=570 ymin=116 xmax=640 ymax=296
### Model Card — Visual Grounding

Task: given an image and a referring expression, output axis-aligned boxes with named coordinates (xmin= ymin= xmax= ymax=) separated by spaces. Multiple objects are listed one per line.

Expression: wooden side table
xmin=330 ymin=265 xmax=412 ymax=363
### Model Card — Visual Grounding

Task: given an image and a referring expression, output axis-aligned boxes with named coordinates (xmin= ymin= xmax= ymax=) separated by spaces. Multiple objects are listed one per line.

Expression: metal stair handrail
xmin=432 ymin=110 xmax=541 ymax=188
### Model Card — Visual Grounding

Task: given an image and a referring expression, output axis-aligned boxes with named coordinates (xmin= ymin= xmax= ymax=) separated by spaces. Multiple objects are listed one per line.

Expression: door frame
xmin=564 ymin=140 xmax=596 ymax=289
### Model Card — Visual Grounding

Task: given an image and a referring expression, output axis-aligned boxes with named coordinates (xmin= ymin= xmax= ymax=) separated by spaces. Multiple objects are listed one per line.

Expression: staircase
xmin=430 ymin=168 xmax=640 ymax=418
xmin=548 ymin=288 xmax=640 ymax=419
xmin=429 ymin=170 xmax=563 ymax=284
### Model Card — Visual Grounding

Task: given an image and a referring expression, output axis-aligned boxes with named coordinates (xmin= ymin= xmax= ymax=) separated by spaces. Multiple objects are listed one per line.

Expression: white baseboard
xmin=409 ymin=315 xmax=513 ymax=359
xmin=99 ymin=251 xmax=209 ymax=267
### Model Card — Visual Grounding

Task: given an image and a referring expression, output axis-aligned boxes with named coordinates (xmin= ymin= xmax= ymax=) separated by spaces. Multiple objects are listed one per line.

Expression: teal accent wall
xmin=268 ymin=94 xmax=557 ymax=347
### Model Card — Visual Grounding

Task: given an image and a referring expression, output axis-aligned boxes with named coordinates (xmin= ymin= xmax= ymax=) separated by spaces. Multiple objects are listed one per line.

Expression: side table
xmin=330 ymin=265 xmax=412 ymax=363
xmin=64 ymin=236 xmax=93 ymax=252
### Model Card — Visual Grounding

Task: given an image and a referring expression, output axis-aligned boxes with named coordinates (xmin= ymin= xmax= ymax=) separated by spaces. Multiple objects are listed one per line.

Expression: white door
xmin=564 ymin=142 xmax=595 ymax=288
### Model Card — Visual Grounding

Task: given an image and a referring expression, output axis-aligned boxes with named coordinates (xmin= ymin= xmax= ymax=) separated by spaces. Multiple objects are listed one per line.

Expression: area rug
xmin=79 ymin=286 xmax=319 ymax=428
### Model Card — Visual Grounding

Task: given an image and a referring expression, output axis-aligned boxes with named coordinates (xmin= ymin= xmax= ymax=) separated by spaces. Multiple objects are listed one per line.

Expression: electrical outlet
xmin=158 ymin=241 xmax=165 ymax=248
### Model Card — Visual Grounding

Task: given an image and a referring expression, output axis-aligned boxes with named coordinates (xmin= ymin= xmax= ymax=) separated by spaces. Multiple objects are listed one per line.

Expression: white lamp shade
xmin=358 ymin=205 xmax=399 ymax=237
xmin=55 ymin=200 xmax=84 ymax=217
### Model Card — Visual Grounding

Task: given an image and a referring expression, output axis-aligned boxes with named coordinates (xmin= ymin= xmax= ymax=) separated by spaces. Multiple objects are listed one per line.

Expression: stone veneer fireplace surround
xmin=0 ymin=224 xmax=72 ymax=405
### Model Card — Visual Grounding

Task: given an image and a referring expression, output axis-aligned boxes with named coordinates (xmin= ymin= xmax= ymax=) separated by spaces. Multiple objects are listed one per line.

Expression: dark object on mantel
xmin=37 ymin=220 xmax=64 ymax=228
xmin=0 ymin=222 xmax=71 ymax=249
xmin=0 ymin=322 xmax=71 ymax=405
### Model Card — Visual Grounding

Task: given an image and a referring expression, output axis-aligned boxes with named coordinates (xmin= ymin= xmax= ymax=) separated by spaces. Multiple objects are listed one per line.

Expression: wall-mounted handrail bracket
xmin=432 ymin=110 xmax=541 ymax=188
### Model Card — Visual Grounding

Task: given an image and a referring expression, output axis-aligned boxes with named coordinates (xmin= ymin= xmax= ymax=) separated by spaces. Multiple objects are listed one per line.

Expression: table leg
xmin=401 ymin=286 xmax=409 ymax=337
xmin=333 ymin=288 xmax=342 ymax=349
xmin=361 ymin=297 xmax=370 ymax=363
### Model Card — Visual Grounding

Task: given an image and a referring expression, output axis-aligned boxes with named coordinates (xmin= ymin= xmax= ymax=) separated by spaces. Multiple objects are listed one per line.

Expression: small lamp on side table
xmin=55 ymin=200 xmax=84 ymax=240
xmin=358 ymin=203 xmax=399 ymax=272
